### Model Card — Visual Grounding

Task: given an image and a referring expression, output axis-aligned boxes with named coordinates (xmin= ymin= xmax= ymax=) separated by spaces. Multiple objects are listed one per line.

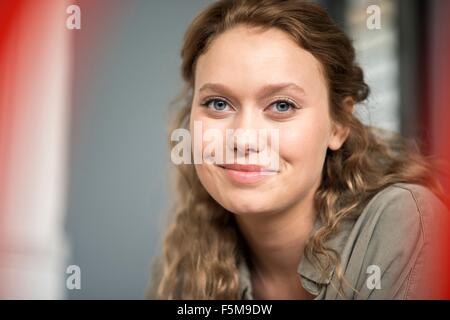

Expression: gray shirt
xmin=239 ymin=183 xmax=449 ymax=300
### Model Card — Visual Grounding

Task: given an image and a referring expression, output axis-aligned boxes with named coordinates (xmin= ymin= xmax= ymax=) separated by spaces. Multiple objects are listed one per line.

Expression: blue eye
xmin=201 ymin=98 xmax=230 ymax=111
xmin=271 ymin=100 xmax=296 ymax=112
xmin=274 ymin=101 xmax=291 ymax=112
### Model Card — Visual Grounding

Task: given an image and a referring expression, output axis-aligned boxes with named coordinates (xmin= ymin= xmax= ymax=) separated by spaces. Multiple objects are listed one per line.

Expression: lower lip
xmin=218 ymin=166 xmax=278 ymax=184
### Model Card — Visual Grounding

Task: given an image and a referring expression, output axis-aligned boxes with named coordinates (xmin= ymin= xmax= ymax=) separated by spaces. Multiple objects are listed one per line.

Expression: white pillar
xmin=0 ymin=0 xmax=71 ymax=299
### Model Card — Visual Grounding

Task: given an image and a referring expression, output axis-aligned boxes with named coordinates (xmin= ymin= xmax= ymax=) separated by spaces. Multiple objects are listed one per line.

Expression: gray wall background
xmin=66 ymin=0 xmax=211 ymax=299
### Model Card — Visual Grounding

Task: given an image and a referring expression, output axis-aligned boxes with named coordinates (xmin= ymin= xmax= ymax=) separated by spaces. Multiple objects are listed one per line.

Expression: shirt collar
xmin=239 ymin=216 xmax=353 ymax=298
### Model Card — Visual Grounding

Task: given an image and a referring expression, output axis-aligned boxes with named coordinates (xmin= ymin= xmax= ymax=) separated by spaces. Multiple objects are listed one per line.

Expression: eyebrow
xmin=198 ymin=82 xmax=306 ymax=100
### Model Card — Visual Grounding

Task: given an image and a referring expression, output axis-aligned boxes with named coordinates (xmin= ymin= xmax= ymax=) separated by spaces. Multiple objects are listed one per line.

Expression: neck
xmin=234 ymin=186 xmax=318 ymax=281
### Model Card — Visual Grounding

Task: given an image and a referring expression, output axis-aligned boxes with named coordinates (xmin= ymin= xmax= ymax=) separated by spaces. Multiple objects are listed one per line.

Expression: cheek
xmin=190 ymin=112 xmax=227 ymax=194
xmin=278 ymin=115 xmax=331 ymax=167
xmin=194 ymin=163 xmax=213 ymax=189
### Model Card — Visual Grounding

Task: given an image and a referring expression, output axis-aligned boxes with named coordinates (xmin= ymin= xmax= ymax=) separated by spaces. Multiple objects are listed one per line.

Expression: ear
xmin=328 ymin=97 xmax=354 ymax=151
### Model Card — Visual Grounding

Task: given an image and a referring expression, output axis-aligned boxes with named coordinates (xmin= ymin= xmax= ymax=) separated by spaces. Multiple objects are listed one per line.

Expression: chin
xmin=220 ymin=191 xmax=276 ymax=216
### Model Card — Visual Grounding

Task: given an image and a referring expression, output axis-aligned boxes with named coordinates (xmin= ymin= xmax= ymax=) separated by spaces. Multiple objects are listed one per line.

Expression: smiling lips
xmin=217 ymin=164 xmax=279 ymax=184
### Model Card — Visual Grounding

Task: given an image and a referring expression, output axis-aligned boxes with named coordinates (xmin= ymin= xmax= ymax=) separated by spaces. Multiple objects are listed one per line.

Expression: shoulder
xmin=358 ymin=182 xmax=447 ymax=238
xmin=366 ymin=182 xmax=445 ymax=213
xmin=345 ymin=183 xmax=448 ymax=299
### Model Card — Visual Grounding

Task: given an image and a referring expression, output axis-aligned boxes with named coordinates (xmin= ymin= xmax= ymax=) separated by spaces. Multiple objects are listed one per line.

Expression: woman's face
xmin=189 ymin=25 xmax=348 ymax=215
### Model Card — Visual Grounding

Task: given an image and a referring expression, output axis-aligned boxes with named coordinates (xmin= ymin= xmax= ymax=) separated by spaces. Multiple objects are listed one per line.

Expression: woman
xmin=148 ymin=0 xmax=449 ymax=299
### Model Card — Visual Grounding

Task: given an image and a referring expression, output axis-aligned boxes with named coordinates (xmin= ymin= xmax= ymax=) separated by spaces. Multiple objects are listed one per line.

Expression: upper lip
xmin=218 ymin=164 xmax=278 ymax=172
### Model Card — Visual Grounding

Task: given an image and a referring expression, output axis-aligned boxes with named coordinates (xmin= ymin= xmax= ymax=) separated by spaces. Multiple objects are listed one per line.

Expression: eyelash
xmin=199 ymin=96 xmax=300 ymax=112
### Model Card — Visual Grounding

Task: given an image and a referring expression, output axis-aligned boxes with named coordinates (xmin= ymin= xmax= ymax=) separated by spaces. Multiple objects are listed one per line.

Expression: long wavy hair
xmin=149 ymin=0 xmax=448 ymax=299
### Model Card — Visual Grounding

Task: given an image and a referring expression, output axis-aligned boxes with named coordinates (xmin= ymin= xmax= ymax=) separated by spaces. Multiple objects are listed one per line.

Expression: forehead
xmin=194 ymin=25 xmax=327 ymax=96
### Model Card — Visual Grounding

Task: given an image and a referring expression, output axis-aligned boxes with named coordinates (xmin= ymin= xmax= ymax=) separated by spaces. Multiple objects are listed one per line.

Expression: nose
xmin=227 ymin=107 xmax=265 ymax=156
xmin=231 ymin=129 xmax=260 ymax=156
